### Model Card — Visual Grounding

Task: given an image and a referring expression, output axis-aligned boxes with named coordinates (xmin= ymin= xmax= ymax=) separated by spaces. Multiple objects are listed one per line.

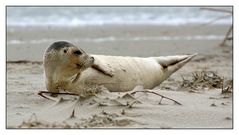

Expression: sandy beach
xmin=6 ymin=24 xmax=233 ymax=128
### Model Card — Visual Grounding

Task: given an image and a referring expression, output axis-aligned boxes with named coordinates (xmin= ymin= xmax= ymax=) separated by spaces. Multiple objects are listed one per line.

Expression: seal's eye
xmin=63 ymin=50 xmax=67 ymax=53
xmin=73 ymin=50 xmax=82 ymax=55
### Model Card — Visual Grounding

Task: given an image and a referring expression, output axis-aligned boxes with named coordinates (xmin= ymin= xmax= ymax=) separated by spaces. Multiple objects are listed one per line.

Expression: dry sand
xmin=6 ymin=24 xmax=233 ymax=128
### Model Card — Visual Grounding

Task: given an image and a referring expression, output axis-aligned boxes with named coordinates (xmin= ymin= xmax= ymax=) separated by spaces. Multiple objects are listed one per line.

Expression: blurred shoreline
xmin=7 ymin=7 xmax=232 ymax=27
xmin=7 ymin=24 xmax=231 ymax=61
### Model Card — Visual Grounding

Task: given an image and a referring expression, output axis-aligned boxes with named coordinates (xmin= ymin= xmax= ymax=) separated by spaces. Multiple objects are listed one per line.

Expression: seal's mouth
xmin=76 ymin=63 xmax=86 ymax=69
xmin=75 ymin=62 xmax=92 ymax=69
xmin=75 ymin=57 xmax=94 ymax=69
xmin=76 ymin=63 xmax=81 ymax=68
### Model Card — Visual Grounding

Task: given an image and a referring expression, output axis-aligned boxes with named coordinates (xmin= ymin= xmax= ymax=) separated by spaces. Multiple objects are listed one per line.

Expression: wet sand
xmin=6 ymin=24 xmax=232 ymax=128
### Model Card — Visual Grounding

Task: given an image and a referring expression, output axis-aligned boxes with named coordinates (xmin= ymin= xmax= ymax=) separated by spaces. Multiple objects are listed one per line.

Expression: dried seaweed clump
xmin=180 ymin=70 xmax=223 ymax=90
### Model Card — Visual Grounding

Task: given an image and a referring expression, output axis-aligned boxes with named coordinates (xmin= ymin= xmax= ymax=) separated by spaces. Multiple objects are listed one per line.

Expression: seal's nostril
xmin=91 ymin=57 xmax=95 ymax=61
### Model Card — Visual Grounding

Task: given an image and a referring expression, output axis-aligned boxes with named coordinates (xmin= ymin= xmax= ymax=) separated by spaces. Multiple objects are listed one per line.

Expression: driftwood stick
xmin=221 ymin=25 xmax=233 ymax=46
xmin=200 ymin=14 xmax=231 ymax=26
xmin=200 ymin=7 xmax=232 ymax=14
xmin=38 ymin=91 xmax=79 ymax=100
xmin=130 ymin=90 xmax=182 ymax=105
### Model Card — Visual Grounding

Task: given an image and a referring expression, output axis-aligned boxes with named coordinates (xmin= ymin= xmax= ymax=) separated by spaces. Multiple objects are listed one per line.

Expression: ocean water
xmin=7 ymin=7 xmax=232 ymax=27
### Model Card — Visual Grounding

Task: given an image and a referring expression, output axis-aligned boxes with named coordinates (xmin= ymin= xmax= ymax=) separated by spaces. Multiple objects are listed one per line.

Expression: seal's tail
xmin=154 ymin=53 xmax=198 ymax=76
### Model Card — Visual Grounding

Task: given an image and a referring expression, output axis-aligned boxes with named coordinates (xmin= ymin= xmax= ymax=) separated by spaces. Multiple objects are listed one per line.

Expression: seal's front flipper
xmin=92 ymin=63 xmax=114 ymax=77
xmin=91 ymin=56 xmax=114 ymax=77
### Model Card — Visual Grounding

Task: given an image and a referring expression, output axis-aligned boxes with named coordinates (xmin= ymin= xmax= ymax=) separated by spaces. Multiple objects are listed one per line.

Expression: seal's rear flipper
xmin=154 ymin=53 xmax=197 ymax=76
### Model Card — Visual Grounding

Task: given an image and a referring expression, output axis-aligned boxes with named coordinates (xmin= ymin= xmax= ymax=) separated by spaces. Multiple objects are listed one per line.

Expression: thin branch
xmin=38 ymin=91 xmax=79 ymax=101
xmin=200 ymin=7 xmax=232 ymax=14
xmin=199 ymin=14 xmax=231 ymax=27
xmin=220 ymin=25 xmax=233 ymax=46
xmin=130 ymin=90 xmax=182 ymax=105
xmin=69 ymin=109 xmax=75 ymax=118
xmin=221 ymin=77 xmax=224 ymax=94
xmin=227 ymin=37 xmax=233 ymax=40
xmin=158 ymin=97 xmax=164 ymax=105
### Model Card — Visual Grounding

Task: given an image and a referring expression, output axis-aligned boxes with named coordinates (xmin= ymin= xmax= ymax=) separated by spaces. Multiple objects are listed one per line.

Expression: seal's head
xmin=44 ymin=41 xmax=94 ymax=81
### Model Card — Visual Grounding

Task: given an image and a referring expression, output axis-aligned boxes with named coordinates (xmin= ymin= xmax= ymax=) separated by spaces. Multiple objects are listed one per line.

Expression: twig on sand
xmin=130 ymin=90 xmax=182 ymax=105
xmin=69 ymin=109 xmax=75 ymax=118
xmin=126 ymin=100 xmax=139 ymax=108
xmin=38 ymin=91 xmax=79 ymax=101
